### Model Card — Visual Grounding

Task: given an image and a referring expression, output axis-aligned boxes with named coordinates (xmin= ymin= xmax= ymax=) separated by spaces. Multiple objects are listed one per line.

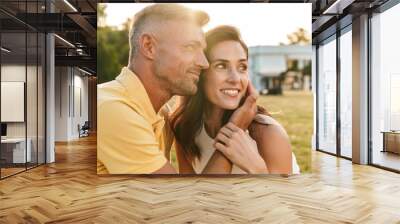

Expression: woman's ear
xmin=138 ymin=33 xmax=156 ymax=60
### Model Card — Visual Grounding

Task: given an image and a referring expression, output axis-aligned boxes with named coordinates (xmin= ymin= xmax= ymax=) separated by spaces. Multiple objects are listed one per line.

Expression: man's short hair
xmin=128 ymin=3 xmax=209 ymax=62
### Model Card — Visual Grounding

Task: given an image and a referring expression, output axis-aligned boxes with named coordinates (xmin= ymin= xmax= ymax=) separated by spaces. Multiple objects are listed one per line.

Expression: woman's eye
xmin=215 ymin=63 xmax=226 ymax=69
xmin=238 ymin=64 xmax=248 ymax=72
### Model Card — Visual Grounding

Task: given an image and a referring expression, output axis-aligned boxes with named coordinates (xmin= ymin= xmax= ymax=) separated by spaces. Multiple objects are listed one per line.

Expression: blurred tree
xmin=302 ymin=61 xmax=311 ymax=76
xmin=287 ymin=59 xmax=299 ymax=71
xmin=97 ymin=4 xmax=131 ymax=83
xmin=97 ymin=4 xmax=106 ymax=28
xmin=278 ymin=28 xmax=311 ymax=90
xmin=97 ymin=27 xmax=120 ymax=84
xmin=279 ymin=28 xmax=311 ymax=46
xmin=286 ymin=28 xmax=311 ymax=45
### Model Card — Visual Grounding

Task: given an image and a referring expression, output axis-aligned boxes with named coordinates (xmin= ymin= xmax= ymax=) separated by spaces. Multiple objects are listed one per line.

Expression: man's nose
xmin=196 ymin=51 xmax=209 ymax=69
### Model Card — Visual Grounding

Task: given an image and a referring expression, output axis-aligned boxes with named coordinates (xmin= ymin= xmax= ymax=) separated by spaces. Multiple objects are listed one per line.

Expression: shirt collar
xmin=116 ymin=67 xmax=164 ymax=126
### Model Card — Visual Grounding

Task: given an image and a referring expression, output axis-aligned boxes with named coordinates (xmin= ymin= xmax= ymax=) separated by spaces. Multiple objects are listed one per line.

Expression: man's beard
xmin=154 ymin=63 xmax=198 ymax=96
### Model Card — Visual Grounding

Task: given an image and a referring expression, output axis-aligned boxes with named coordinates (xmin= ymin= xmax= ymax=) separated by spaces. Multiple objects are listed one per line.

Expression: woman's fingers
xmin=215 ymin=132 xmax=231 ymax=146
xmin=243 ymin=82 xmax=258 ymax=107
xmin=248 ymin=82 xmax=259 ymax=100
xmin=214 ymin=142 xmax=229 ymax=156
xmin=219 ymin=126 xmax=233 ymax=138
xmin=225 ymin=122 xmax=241 ymax=133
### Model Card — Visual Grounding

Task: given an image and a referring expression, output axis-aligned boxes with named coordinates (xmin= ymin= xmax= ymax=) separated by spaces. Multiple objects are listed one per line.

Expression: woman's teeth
xmin=221 ymin=89 xmax=239 ymax=97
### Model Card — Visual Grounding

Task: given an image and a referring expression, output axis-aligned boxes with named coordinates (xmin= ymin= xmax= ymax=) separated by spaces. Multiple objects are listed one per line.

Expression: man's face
xmin=153 ymin=20 xmax=209 ymax=96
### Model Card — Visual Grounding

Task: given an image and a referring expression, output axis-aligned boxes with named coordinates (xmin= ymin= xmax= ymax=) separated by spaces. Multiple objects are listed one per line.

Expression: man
xmin=97 ymin=4 xmax=257 ymax=174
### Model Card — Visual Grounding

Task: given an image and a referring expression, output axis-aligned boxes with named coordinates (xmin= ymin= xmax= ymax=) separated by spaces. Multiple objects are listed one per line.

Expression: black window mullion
xmin=367 ymin=11 xmax=373 ymax=165
xmin=44 ymin=31 xmax=47 ymax=164
xmin=336 ymin=27 xmax=341 ymax=157
xmin=0 ymin=23 xmax=2 ymax=179
xmin=44 ymin=0 xmax=48 ymax=165
xmin=73 ymin=68 xmax=75 ymax=118
xmin=25 ymin=0 xmax=28 ymax=171
xmin=36 ymin=0 xmax=39 ymax=168
xmin=316 ymin=44 xmax=319 ymax=151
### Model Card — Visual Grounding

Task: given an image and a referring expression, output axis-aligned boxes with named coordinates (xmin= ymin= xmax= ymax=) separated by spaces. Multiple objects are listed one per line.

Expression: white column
xmin=352 ymin=14 xmax=369 ymax=164
xmin=45 ymin=1 xmax=55 ymax=163
xmin=46 ymin=33 xmax=55 ymax=163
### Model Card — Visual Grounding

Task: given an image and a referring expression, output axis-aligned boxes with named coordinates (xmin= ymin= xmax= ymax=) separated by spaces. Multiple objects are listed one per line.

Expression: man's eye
xmin=185 ymin=45 xmax=195 ymax=51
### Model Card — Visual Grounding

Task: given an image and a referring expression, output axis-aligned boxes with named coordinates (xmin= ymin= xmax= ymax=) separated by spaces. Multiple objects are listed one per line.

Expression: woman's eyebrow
xmin=212 ymin=58 xmax=247 ymax=63
xmin=211 ymin=59 xmax=229 ymax=63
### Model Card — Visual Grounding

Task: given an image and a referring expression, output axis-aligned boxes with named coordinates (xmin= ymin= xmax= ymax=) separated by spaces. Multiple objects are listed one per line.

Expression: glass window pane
xmin=340 ymin=28 xmax=352 ymax=158
xmin=1 ymin=0 xmax=46 ymax=179
xmin=1 ymin=31 xmax=27 ymax=177
xmin=27 ymin=31 xmax=38 ymax=169
xmin=371 ymin=3 xmax=400 ymax=171
xmin=318 ymin=36 xmax=337 ymax=154
xmin=26 ymin=0 xmax=40 ymax=170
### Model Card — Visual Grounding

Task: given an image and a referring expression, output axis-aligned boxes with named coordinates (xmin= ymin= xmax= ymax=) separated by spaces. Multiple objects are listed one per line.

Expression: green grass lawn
xmin=257 ymin=91 xmax=312 ymax=173
xmin=170 ymin=90 xmax=312 ymax=173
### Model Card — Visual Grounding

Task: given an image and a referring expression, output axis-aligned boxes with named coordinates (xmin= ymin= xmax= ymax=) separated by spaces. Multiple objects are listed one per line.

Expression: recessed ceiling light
xmin=54 ymin=34 xmax=75 ymax=48
xmin=63 ymin=0 xmax=78 ymax=12
xmin=323 ymin=0 xmax=354 ymax=15
xmin=1 ymin=47 xmax=11 ymax=53
xmin=78 ymin=67 xmax=92 ymax=76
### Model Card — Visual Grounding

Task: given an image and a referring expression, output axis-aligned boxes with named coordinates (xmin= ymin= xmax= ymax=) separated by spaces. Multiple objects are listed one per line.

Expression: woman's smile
xmin=220 ymin=88 xmax=241 ymax=97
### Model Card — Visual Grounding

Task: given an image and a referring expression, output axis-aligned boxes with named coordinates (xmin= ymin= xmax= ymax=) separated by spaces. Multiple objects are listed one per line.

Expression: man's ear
xmin=138 ymin=33 xmax=156 ymax=60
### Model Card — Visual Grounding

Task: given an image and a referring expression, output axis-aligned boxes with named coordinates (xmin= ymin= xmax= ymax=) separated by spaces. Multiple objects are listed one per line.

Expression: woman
xmin=170 ymin=25 xmax=300 ymax=174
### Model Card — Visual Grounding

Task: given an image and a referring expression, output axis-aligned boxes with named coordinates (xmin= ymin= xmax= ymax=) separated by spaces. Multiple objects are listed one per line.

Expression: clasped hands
xmin=213 ymin=82 xmax=268 ymax=174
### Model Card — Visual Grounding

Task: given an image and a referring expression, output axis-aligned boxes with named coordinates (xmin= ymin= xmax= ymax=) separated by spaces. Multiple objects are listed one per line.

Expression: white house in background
xmin=249 ymin=45 xmax=312 ymax=93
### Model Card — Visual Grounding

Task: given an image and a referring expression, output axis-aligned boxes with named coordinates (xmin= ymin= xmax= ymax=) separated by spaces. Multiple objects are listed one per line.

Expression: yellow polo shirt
xmin=97 ymin=67 xmax=174 ymax=174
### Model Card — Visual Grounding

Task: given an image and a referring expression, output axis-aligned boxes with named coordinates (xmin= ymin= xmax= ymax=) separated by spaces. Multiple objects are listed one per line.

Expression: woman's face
xmin=203 ymin=40 xmax=249 ymax=110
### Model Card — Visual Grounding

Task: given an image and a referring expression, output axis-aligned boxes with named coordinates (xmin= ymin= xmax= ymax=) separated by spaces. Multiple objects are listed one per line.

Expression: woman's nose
xmin=227 ymin=68 xmax=240 ymax=83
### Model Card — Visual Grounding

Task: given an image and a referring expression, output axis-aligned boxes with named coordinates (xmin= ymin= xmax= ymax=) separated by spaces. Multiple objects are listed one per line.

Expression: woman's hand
xmin=229 ymin=82 xmax=258 ymax=130
xmin=213 ymin=122 xmax=268 ymax=174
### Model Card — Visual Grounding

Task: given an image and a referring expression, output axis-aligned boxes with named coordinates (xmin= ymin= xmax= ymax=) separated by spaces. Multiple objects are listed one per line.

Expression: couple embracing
xmin=97 ymin=3 xmax=299 ymax=174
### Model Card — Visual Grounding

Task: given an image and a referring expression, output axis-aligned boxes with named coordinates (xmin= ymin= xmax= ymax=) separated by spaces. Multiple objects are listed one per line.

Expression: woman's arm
xmin=175 ymin=141 xmax=232 ymax=174
xmin=202 ymin=151 xmax=232 ymax=174
xmin=175 ymin=141 xmax=196 ymax=174
xmin=249 ymin=122 xmax=292 ymax=174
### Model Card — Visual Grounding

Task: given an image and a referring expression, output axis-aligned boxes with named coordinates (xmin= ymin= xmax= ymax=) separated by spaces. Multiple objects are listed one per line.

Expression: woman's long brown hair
xmin=170 ymin=25 xmax=268 ymax=162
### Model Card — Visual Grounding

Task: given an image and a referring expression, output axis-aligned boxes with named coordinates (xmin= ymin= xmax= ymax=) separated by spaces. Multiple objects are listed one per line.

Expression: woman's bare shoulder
xmin=249 ymin=114 xmax=289 ymax=141
xmin=249 ymin=121 xmax=289 ymax=143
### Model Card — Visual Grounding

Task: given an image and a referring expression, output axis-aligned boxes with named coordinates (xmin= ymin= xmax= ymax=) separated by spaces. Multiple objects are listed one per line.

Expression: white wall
xmin=72 ymin=72 xmax=89 ymax=138
xmin=55 ymin=67 xmax=89 ymax=141
xmin=1 ymin=66 xmax=25 ymax=125
xmin=1 ymin=65 xmax=37 ymax=138
xmin=55 ymin=66 xmax=69 ymax=141
xmin=1 ymin=63 xmax=46 ymax=164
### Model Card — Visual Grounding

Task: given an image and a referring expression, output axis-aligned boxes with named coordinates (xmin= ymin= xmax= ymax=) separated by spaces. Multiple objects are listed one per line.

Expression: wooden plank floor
xmin=1 ymin=135 xmax=400 ymax=223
